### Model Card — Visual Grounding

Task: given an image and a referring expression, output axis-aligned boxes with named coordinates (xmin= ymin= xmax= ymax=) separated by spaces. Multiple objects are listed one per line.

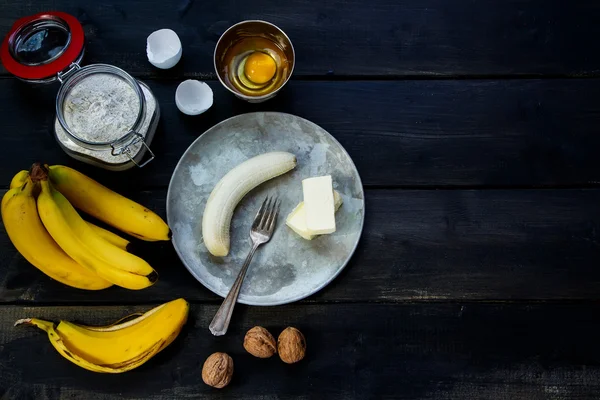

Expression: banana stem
xmin=29 ymin=163 xmax=49 ymax=183
xmin=14 ymin=318 xmax=54 ymax=332
xmin=14 ymin=318 xmax=31 ymax=327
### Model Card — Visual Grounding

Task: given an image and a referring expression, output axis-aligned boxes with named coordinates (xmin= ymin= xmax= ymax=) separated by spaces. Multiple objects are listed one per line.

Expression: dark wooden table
xmin=2 ymin=1 xmax=600 ymax=399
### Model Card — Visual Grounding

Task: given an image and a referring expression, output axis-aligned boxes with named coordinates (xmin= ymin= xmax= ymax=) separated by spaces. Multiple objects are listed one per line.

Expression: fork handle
xmin=209 ymin=243 xmax=260 ymax=336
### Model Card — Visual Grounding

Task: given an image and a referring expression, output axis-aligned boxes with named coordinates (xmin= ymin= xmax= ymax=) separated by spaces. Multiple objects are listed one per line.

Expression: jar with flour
xmin=0 ymin=11 xmax=159 ymax=171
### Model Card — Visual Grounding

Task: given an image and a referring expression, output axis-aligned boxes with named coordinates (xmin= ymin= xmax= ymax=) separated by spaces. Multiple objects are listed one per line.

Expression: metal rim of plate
xmin=167 ymin=112 xmax=365 ymax=306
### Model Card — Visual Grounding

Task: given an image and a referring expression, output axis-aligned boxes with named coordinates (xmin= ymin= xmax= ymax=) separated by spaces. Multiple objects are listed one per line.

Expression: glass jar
xmin=1 ymin=11 xmax=159 ymax=171
xmin=54 ymin=64 xmax=159 ymax=170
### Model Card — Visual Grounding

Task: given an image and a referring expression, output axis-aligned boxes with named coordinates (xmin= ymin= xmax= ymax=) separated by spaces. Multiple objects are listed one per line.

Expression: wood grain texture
xmin=2 ymin=188 xmax=600 ymax=304
xmin=2 ymin=303 xmax=600 ymax=399
xmin=2 ymin=78 xmax=600 ymax=188
xmin=2 ymin=1 xmax=600 ymax=397
xmin=1 ymin=0 xmax=599 ymax=78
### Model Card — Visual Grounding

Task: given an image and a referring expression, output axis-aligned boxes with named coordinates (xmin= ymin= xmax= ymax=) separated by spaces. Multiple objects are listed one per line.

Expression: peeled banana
xmin=48 ymin=165 xmax=170 ymax=241
xmin=10 ymin=169 xmax=130 ymax=251
xmin=1 ymin=179 xmax=112 ymax=290
xmin=15 ymin=298 xmax=189 ymax=373
xmin=37 ymin=180 xmax=157 ymax=290
xmin=202 ymin=151 xmax=297 ymax=256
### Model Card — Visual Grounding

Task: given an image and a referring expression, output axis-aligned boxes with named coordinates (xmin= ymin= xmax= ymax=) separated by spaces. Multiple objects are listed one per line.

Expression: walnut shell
xmin=202 ymin=352 xmax=233 ymax=388
xmin=277 ymin=327 xmax=306 ymax=364
xmin=244 ymin=326 xmax=277 ymax=358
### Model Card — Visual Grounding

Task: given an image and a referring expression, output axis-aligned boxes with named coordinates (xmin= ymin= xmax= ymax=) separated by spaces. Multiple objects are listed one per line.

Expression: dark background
xmin=1 ymin=1 xmax=600 ymax=399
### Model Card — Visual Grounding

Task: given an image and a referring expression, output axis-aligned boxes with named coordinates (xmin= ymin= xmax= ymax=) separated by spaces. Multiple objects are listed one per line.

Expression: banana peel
xmin=15 ymin=299 xmax=189 ymax=373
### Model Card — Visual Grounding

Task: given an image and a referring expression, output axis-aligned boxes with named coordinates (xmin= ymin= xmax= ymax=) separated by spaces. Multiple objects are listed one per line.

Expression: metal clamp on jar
xmin=0 ymin=12 xmax=160 ymax=171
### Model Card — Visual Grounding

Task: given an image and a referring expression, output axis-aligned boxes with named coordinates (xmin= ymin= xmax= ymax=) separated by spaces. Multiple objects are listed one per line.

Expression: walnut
xmin=244 ymin=326 xmax=277 ymax=358
xmin=277 ymin=327 xmax=306 ymax=364
xmin=202 ymin=352 xmax=233 ymax=388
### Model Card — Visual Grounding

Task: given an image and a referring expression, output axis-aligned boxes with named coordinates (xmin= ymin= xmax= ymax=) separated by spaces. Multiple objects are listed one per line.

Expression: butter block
xmin=286 ymin=191 xmax=343 ymax=240
xmin=302 ymin=175 xmax=336 ymax=235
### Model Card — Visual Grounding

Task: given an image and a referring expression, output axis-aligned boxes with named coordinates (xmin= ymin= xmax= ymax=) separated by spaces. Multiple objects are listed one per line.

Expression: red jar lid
xmin=0 ymin=11 xmax=85 ymax=81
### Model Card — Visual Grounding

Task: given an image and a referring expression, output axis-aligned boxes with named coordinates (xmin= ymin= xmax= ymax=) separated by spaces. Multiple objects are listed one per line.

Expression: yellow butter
xmin=302 ymin=175 xmax=336 ymax=234
xmin=286 ymin=191 xmax=342 ymax=240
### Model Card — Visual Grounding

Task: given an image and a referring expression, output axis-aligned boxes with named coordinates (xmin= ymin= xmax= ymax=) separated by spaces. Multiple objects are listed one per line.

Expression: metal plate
xmin=167 ymin=112 xmax=364 ymax=305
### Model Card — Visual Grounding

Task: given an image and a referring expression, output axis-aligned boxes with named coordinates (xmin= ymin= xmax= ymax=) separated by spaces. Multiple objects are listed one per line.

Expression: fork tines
xmin=253 ymin=196 xmax=280 ymax=233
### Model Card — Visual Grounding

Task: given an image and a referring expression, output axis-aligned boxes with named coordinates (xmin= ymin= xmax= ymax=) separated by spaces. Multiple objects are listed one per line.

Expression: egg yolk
xmin=244 ymin=52 xmax=276 ymax=84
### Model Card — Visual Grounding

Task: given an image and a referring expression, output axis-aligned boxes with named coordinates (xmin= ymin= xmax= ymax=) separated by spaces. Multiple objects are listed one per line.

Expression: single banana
xmin=9 ymin=170 xmax=29 ymax=189
xmin=1 ymin=186 xmax=18 ymax=215
xmin=47 ymin=165 xmax=170 ymax=241
xmin=1 ymin=179 xmax=112 ymax=290
xmin=10 ymin=169 xmax=129 ymax=249
xmin=37 ymin=180 xmax=157 ymax=290
xmin=202 ymin=151 xmax=297 ymax=256
xmin=3 ymin=169 xmax=30 ymax=214
xmin=15 ymin=298 xmax=189 ymax=373
xmin=88 ymin=224 xmax=130 ymax=251
xmin=51 ymin=188 xmax=154 ymax=276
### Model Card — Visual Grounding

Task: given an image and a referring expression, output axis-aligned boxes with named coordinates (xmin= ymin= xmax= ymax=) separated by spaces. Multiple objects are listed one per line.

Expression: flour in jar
xmin=55 ymin=78 xmax=157 ymax=165
xmin=63 ymin=74 xmax=141 ymax=142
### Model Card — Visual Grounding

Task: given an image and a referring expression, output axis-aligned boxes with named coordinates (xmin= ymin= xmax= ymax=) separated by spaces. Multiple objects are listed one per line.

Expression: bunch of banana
xmin=1 ymin=163 xmax=170 ymax=290
xmin=15 ymin=298 xmax=189 ymax=373
xmin=2 ymin=178 xmax=112 ymax=290
xmin=9 ymin=170 xmax=130 ymax=251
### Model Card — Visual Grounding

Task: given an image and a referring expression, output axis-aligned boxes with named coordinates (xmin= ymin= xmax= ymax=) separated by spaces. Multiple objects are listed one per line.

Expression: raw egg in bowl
xmin=214 ymin=20 xmax=295 ymax=103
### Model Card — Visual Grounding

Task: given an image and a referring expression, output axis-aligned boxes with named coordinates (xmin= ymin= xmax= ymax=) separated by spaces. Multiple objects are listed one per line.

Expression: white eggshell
xmin=175 ymin=80 xmax=214 ymax=115
xmin=146 ymin=29 xmax=182 ymax=69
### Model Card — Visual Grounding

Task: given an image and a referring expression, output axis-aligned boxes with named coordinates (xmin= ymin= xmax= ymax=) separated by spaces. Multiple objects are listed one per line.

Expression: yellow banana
xmin=1 ymin=179 xmax=112 ymax=290
xmin=10 ymin=169 xmax=129 ymax=250
xmin=47 ymin=165 xmax=170 ymax=241
xmin=9 ymin=170 xmax=29 ymax=189
xmin=4 ymin=169 xmax=32 ymax=214
xmin=4 ymin=170 xmax=28 ymax=214
xmin=15 ymin=299 xmax=189 ymax=373
xmin=50 ymin=188 xmax=154 ymax=276
xmin=37 ymin=180 xmax=156 ymax=290
xmin=1 ymin=186 xmax=18 ymax=215
xmin=88 ymin=224 xmax=130 ymax=251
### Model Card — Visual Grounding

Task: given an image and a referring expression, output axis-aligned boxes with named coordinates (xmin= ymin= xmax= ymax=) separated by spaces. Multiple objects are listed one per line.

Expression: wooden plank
xmin=1 ymin=1 xmax=599 ymax=78
xmin=2 ymin=188 xmax=600 ymax=304
xmin=2 ymin=78 xmax=600 ymax=189
xmin=1 ymin=302 xmax=600 ymax=399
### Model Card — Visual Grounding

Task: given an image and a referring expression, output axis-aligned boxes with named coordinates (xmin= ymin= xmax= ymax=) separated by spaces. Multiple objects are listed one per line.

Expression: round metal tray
xmin=167 ymin=112 xmax=364 ymax=305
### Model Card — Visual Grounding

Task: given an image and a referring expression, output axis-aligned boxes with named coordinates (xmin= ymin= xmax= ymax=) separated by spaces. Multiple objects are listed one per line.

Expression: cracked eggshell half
xmin=147 ymin=29 xmax=182 ymax=69
xmin=176 ymin=80 xmax=214 ymax=115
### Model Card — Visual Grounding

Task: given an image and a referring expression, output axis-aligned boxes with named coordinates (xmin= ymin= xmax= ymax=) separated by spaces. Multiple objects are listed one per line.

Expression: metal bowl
xmin=214 ymin=20 xmax=295 ymax=103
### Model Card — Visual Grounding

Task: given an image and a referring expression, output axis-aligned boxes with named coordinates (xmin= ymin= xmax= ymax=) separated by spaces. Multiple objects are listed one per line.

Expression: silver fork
xmin=209 ymin=196 xmax=281 ymax=336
